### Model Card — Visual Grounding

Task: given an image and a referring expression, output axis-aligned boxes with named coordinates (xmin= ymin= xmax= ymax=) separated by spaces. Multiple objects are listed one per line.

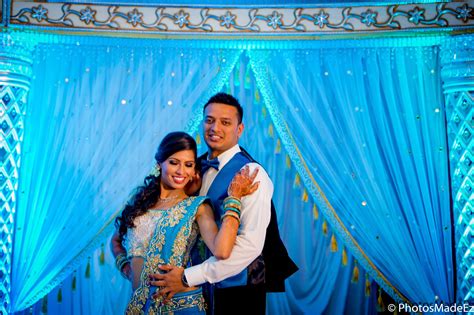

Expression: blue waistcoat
xmin=205 ymin=152 xmax=255 ymax=288
xmin=201 ymin=148 xmax=298 ymax=292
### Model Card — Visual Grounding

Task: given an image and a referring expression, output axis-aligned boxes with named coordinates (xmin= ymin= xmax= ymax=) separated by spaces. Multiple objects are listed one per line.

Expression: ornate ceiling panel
xmin=5 ymin=1 xmax=474 ymax=36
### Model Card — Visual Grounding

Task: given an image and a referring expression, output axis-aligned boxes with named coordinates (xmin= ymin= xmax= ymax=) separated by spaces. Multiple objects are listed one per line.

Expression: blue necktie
xmin=201 ymin=158 xmax=219 ymax=174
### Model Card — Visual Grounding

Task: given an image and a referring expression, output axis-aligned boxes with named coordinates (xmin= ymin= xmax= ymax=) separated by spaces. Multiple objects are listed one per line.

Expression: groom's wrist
xmin=181 ymin=272 xmax=190 ymax=287
xmin=184 ymin=266 xmax=205 ymax=287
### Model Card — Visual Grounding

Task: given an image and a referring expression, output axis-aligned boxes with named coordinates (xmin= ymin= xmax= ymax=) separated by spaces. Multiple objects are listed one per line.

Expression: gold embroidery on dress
xmin=125 ymin=196 xmax=207 ymax=314
xmin=168 ymin=199 xmax=190 ymax=227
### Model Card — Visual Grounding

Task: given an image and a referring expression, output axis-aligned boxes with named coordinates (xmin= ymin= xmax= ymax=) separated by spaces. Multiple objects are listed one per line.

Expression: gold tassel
xmin=41 ymin=295 xmax=48 ymax=314
xmin=275 ymin=139 xmax=281 ymax=154
xmin=195 ymin=133 xmax=201 ymax=145
xmin=72 ymin=272 xmax=77 ymax=291
xmin=99 ymin=244 xmax=105 ymax=265
xmin=244 ymin=64 xmax=252 ymax=89
xmin=57 ymin=287 xmax=62 ymax=303
xmin=85 ymin=257 xmax=91 ymax=279
xmin=268 ymin=124 xmax=274 ymax=138
xmin=255 ymin=89 xmax=261 ymax=103
xmin=342 ymin=248 xmax=348 ymax=266
xmin=302 ymin=189 xmax=309 ymax=202
xmin=294 ymin=173 xmax=301 ymax=187
xmin=351 ymin=262 xmax=359 ymax=283
xmin=285 ymin=155 xmax=291 ymax=169
xmin=312 ymin=204 xmax=319 ymax=220
xmin=365 ymin=275 xmax=371 ymax=297
xmin=262 ymin=106 xmax=267 ymax=118
xmin=377 ymin=288 xmax=385 ymax=311
xmin=330 ymin=234 xmax=338 ymax=252
xmin=322 ymin=220 xmax=328 ymax=236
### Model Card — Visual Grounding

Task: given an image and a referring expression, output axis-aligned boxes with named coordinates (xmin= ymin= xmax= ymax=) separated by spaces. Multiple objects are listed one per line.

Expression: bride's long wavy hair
xmin=115 ymin=132 xmax=197 ymax=242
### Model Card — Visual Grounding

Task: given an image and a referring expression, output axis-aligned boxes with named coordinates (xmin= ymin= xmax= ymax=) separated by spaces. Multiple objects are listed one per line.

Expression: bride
xmin=111 ymin=131 xmax=259 ymax=314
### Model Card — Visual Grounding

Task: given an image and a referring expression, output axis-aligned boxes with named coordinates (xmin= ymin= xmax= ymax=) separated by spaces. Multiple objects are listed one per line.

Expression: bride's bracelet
xmin=222 ymin=211 xmax=241 ymax=225
xmin=223 ymin=196 xmax=242 ymax=217
xmin=115 ymin=253 xmax=130 ymax=274
xmin=224 ymin=196 xmax=241 ymax=208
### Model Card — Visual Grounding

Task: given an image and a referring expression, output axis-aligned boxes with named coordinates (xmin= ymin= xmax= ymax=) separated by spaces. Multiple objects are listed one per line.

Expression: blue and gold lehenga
xmin=124 ymin=196 xmax=208 ymax=315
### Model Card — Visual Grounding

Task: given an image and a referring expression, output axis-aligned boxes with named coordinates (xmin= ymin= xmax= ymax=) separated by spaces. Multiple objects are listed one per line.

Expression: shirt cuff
xmin=184 ymin=264 xmax=206 ymax=287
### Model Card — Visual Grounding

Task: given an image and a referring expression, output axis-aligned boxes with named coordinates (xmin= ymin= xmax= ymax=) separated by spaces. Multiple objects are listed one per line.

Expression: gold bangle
xmin=222 ymin=212 xmax=240 ymax=224
xmin=115 ymin=253 xmax=128 ymax=271
xmin=225 ymin=203 xmax=241 ymax=210
xmin=224 ymin=196 xmax=242 ymax=206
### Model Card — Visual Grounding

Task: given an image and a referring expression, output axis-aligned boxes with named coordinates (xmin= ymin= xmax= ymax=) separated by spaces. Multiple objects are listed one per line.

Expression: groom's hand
xmin=150 ymin=265 xmax=186 ymax=300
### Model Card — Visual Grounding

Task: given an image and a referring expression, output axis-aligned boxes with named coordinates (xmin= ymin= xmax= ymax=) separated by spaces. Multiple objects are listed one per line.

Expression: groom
xmin=150 ymin=93 xmax=297 ymax=314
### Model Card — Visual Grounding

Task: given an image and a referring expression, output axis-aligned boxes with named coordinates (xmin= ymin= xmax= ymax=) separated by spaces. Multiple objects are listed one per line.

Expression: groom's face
xmin=203 ymin=103 xmax=244 ymax=158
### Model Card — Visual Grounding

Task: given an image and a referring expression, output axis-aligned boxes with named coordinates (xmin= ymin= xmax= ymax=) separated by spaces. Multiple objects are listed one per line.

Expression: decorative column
xmin=441 ymin=34 xmax=474 ymax=303
xmin=0 ymin=29 xmax=35 ymax=315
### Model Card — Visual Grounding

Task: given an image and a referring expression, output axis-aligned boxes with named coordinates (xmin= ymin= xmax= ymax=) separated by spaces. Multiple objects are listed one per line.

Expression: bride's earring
xmin=151 ymin=164 xmax=161 ymax=177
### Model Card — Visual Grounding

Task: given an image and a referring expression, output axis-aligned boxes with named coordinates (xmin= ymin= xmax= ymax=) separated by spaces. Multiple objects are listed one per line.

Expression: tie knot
xmin=201 ymin=158 xmax=220 ymax=174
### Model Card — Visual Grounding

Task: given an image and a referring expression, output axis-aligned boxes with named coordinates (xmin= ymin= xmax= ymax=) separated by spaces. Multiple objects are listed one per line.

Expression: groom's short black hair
xmin=204 ymin=92 xmax=243 ymax=123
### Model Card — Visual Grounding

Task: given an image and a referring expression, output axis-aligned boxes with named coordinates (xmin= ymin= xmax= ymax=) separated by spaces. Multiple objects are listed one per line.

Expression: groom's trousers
xmin=213 ymin=283 xmax=266 ymax=315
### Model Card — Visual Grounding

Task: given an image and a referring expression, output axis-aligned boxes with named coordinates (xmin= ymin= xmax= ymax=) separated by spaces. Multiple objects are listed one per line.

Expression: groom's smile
xmin=208 ymin=133 xmax=223 ymax=142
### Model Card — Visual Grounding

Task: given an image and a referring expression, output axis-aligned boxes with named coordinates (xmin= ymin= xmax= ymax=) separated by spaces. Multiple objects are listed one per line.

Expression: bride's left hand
xmin=228 ymin=165 xmax=260 ymax=198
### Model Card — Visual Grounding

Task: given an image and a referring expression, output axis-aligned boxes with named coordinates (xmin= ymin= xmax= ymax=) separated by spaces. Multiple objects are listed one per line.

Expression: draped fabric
xmin=20 ymin=236 xmax=132 ymax=315
xmin=11 ymin=40 xmax=241 ymax=311
xmin=16 ymin=51 xmax=377 ymax=315
xmin=248 ymin=44 xmax=453 ymax=304
xmin=233 ymin=54 xmax=383 ymax=315
xmin=12 ymin=35 xmax=454 ymax=314
xmin=224 ymin=56 xmax=362 ymax=314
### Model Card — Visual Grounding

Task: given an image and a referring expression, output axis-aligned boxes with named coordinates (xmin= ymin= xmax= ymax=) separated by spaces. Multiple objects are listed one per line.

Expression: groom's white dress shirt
xmin=184 ymin=144 xmax=273 ymax=286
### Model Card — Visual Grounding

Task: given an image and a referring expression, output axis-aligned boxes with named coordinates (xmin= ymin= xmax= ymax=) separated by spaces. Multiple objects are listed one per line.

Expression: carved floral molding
xmin=8 ymin=1 xmax=474 ymax=35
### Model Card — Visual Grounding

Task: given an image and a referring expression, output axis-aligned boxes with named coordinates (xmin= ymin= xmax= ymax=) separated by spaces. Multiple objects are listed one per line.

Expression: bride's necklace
xmin=152 ymin=194 xmax=185 ymax=211
xmin=158 ymin=195 xmax=180 ymax=202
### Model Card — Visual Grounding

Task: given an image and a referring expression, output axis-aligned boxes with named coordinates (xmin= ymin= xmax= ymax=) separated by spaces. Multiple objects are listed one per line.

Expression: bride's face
xmin=160 ymin=150 xmax=196 ymax=191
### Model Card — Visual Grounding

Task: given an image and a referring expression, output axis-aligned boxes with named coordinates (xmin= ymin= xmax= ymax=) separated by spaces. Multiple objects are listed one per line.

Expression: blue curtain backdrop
xmin=248 ymin=42 xmax=453 ymax=305
xmin=12 ymin=35 xmax=453 ymax=314
xmin=11 ymin=40 xmax=241 ymax=312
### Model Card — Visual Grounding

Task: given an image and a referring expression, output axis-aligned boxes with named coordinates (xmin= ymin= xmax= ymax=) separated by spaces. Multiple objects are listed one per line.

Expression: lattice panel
xmin=0 ymin=85 xmax=27 ymax=315
xmin=446 ymin=91 xmax=474 ymax=303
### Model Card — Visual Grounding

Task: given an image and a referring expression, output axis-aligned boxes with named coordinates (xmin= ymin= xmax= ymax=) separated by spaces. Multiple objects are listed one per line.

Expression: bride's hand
xmin=228 ymin=165 xmax=260 ymax=199
xmin=185 ymin=172 xmax=202 ymax=196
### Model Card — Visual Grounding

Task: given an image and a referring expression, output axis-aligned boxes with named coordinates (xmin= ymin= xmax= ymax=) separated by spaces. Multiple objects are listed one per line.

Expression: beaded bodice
xmin=124 ymin=210 xmax=167 ymax=259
